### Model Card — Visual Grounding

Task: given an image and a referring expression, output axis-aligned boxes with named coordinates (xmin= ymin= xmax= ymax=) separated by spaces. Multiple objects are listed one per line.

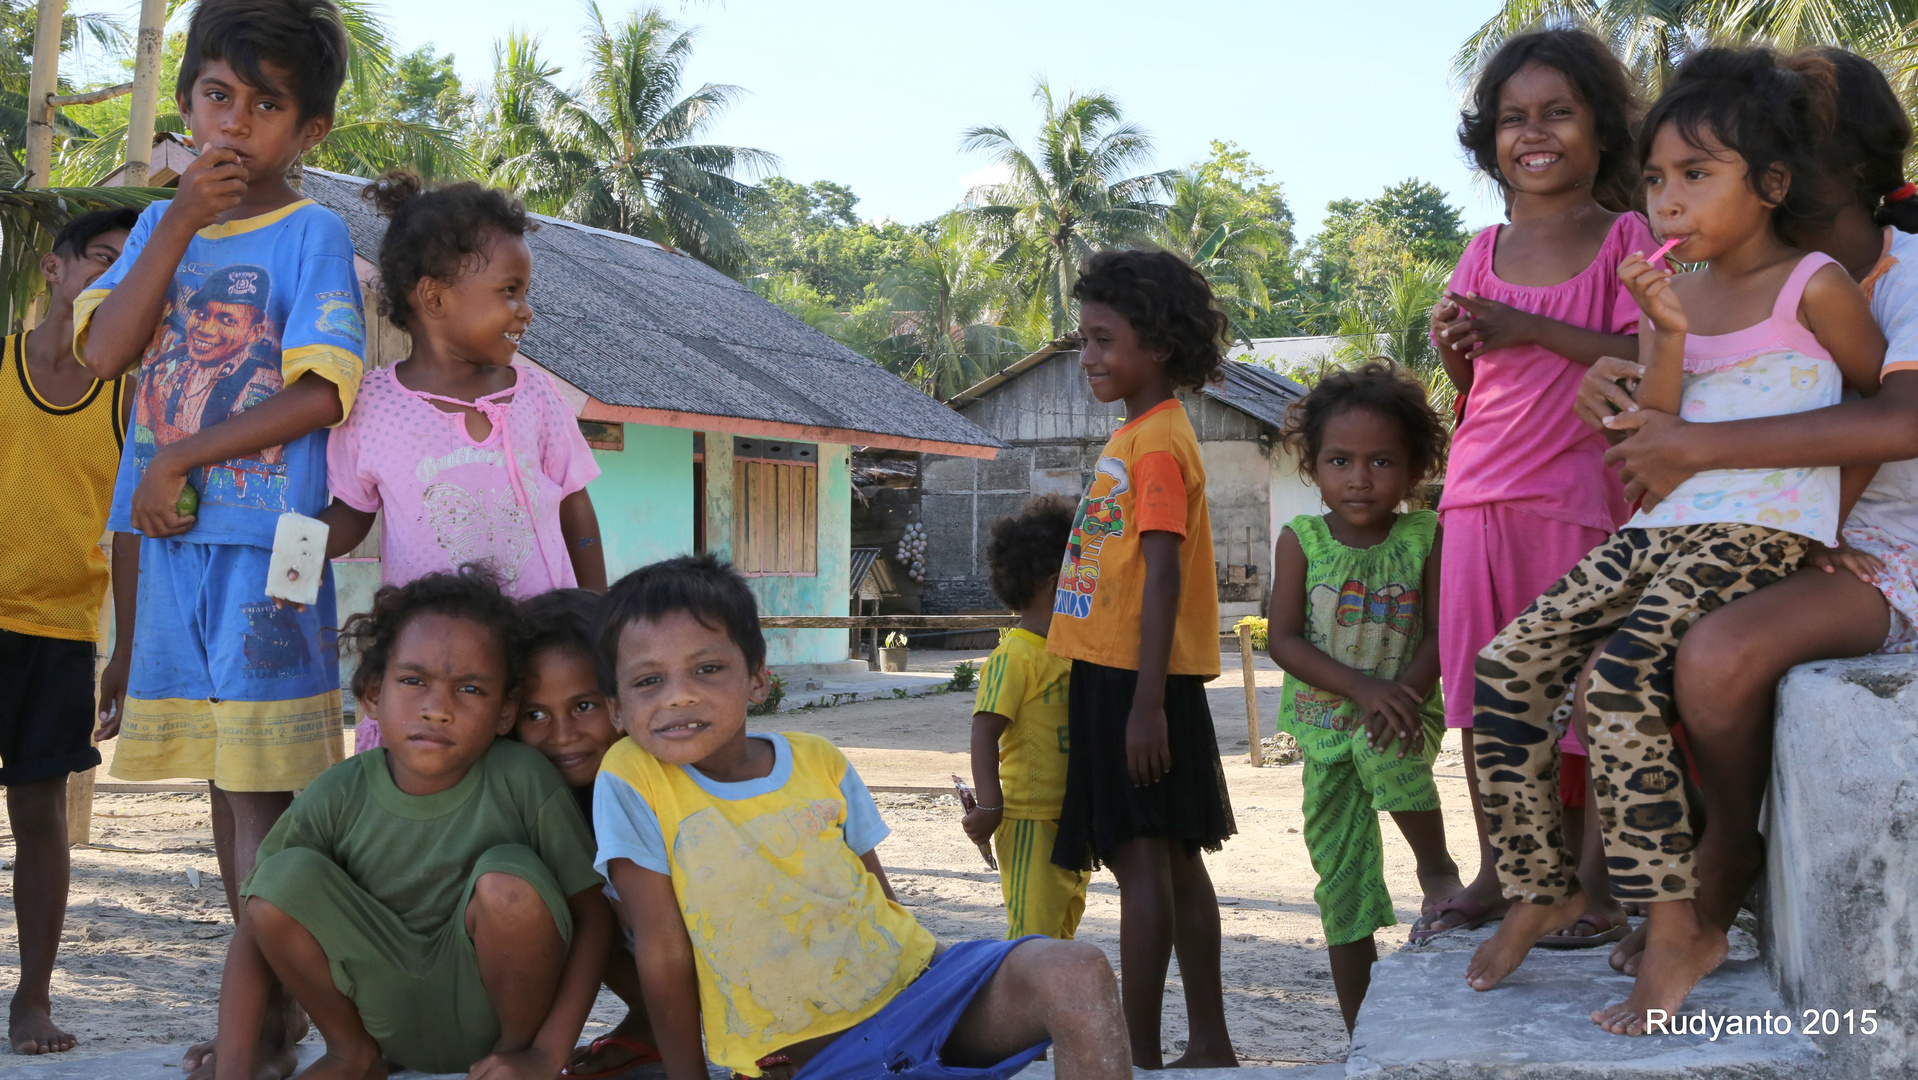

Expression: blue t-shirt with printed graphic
xmin=80 ymin=198 xmax=365 ymax=548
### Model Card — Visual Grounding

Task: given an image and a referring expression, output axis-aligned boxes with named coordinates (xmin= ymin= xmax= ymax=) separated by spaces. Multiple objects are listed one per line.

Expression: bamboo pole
xmin=121 ymin=0 xmax=167 ymax=187
xmin=1239 ymin=624 xmax=1262 ymax=767
xmin=24 ymin=0 xmax=63 ymax=187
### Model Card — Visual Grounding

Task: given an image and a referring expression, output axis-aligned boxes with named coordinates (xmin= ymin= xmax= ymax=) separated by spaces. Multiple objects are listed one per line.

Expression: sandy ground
xmin=1 ymin=650 xmax=1485 ymax=1071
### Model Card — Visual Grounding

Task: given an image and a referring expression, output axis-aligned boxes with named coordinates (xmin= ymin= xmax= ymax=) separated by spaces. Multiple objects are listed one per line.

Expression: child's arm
xmin=559 ymin=489 xmax=606 ymax=592
xmin=79 ymin=149 xmax=248 ymax=380
xmin=1130 ymin=531 xmax=1183 ymax=786
xmin=1444 ymin=290 xmax=1637 ymax=367
xmin=609 ymin=859 xmax=708 ymax=1080
xmin=964 ymin=712 xmax=1009 ymax=846
xmin=859 ymin=848 xmax=901 ymax=904
xmin=466 ymin=885 xmax=613 ymax=1080
xmin=129 ymin=373 xmax=345 ymax=538
xmin=209 ymin=912 xmax=274 ymax=1080
xmin=1619 ymin=254 xmax=1686 ymax=414
xmin=1265 ymin=526 xmax=1424 ymax=751
xmin=1432 ymin=296 xmax=1475 ymax=395
xmin=94 ymin=532 xmax=139 ymax=741
xmin=1801 ymin=262 xmax=1886 ymax=398
xmin=317 ymin=499 xmax=376 ymax=560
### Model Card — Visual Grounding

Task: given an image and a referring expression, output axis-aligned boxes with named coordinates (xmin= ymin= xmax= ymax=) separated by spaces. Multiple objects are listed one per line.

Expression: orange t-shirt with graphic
xmin=1048 ymin=398 xmax=1220 ymax=677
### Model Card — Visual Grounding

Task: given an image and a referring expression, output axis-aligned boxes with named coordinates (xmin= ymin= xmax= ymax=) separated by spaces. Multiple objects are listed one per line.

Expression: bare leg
xmin=1389 ymin=809 xmax=1464 ymax=919
xmin=1424 ymin=729 xmax=1510 ymax=934
xmin=243 ymin=898 xmax=386 ymax=1080
xmin=943 ymin=939 xmax=1130 ymax=1079
xmin=1591 ymin=899 xmax=1728 ymax=1035
xmin=465 ymin=872 xmax=567 ymax=1051
xmin=7 ymin=778 xmax=76 ymax=1054
xmin=1105 ymin=837 xmax=1176 ymax=1069
xmin=1164 ymin=846 xmax=1236 ymax=1069
xmin=1327 ymin=936 xmax=1377 ymax=1036
xmin=566 ymin=934 xmax=658 ymax=1074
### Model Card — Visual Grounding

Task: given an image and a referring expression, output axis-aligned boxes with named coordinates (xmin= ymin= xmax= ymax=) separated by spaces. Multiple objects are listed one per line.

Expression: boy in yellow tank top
xmin=592 ymin=556 xmax=1130 ymax=1080
xmin=962 ymin=497 xmax=1091 ymax=940
xmin=0 ymin=208 xmax=136 ymax=1056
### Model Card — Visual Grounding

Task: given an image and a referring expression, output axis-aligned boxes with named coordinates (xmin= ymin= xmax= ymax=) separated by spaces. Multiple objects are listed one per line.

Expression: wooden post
xmin=1239 ymin=624 xmax=1262 ymax=767
xmin=24 ymin=0 xmax=62 ymax=188
xmin=120 ymin=0 xmax=166 ymax=186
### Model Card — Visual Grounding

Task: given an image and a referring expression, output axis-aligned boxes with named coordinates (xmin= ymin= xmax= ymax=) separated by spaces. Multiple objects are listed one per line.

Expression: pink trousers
xmin=1438 ymin=504 xmax=1611 ymax=756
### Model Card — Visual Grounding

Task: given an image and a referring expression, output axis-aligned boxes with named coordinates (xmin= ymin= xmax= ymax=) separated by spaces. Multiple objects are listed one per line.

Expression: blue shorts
xmin=794 ymin=937 xmax=1049 ymax=1080
xmin=113 ymin=538 xmax=342 ymax=790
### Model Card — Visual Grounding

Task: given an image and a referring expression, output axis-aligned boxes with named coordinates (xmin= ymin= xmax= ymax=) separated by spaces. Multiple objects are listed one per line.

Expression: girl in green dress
xmin=1267 ymin=361 xmax=1460 ymax=1034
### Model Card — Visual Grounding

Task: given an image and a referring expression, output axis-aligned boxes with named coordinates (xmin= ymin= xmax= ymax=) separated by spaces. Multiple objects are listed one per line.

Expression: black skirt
xmin=1051 ymin=659 xmax=1237 ymax=871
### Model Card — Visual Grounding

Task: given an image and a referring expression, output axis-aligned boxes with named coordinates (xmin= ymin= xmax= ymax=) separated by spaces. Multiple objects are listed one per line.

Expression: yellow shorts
xmin=110 ymin=691 xmax=344 ymax=792
xmin=994 ymin=817 xmax=1089 ymax=940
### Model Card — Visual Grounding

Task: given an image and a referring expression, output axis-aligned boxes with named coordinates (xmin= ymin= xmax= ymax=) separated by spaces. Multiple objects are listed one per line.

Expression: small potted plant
xmin=880 ymin=632 xmax=909 ymax=672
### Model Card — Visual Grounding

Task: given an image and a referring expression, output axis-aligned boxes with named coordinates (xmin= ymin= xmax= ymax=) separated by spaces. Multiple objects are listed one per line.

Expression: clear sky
xmin=75 ymin=0 xmax=1511 ymax=238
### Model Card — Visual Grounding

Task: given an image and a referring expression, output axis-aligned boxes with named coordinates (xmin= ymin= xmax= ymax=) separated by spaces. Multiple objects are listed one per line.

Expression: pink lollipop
xmin=1647 ymin=237 xmax=1683 ymax=266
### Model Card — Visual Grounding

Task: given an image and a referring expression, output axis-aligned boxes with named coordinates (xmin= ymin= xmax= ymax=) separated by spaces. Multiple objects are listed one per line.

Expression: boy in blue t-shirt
xmin=71 ymin=1 xmax=362 ymax=1072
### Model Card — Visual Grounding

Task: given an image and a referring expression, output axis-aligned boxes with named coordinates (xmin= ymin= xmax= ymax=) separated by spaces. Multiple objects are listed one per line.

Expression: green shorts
xmin=243 ymin=844 xmax=574 ymax=1073
xmin=1283 ymin=712 xmax=1443 ymax=946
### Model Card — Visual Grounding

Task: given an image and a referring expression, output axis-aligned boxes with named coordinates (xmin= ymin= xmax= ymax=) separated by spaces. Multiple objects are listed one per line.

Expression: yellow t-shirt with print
xmin=597 ymin=733 xmax=937 ymax=1077
xmin=974 ymin=629 xmax=1071 ymax=820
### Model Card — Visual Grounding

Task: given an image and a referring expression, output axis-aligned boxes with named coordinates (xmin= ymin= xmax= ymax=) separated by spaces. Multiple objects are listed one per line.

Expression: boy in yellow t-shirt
xmin=963 ymin=497 xmax=1091 ymax=939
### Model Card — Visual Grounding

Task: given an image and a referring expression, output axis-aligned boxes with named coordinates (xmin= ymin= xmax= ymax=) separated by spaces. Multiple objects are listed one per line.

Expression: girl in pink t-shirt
xmin=320 ymin=172 xmax=606 ymax=750
xmin=1416 ymin=28 xmax=1648 ymax=944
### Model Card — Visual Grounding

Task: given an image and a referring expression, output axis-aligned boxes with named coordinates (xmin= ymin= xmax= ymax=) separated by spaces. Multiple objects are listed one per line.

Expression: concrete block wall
xmin=1764 ymin=654 xmax=1918 ymax=1078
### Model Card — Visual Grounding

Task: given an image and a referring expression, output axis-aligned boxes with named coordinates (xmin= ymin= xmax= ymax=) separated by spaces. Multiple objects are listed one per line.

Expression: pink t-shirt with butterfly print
xmin=326 ymin=362 xmax=600 ymax=598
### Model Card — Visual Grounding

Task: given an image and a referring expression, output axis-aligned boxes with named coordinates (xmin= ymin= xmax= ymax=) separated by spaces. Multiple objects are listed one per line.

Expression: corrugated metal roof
xmin=1200 ymin=360 xmax=1307 ymax=429
xmin=301 ymin=168 xmax=1002 ymax=453
xmin=849 ymin=546 xmax=880 ymax=597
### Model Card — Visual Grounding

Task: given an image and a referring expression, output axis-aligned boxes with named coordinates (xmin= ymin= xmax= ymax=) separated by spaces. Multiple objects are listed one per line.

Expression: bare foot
xmin=8 ymin=1001 xmax=76 ymax=1055
xmin=1414 ymin=871 xmax=1509 ymax=940
xmin=1465 ymin=895 xmax=1588 ymax=991
xmin=1609 ymin=919 xmax=1649 ymax=975
xmin=565 ymin=1012 xmax=661 ymax=1075
xmin=1416 ymin=866 xmax=1468 ymax=920
xmin=1165 ymin=1045 xmax=1240 ymax=1069
xmin=289 ymin=1050 xmax=386 ymax=1080
xmin=183 ymin=1037 xmax=218 ymax=1073
xmin=1592 ymin=904 xmax=1728 ymax=1036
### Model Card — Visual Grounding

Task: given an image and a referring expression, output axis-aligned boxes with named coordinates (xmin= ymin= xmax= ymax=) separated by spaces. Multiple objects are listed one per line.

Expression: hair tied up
xmin=363 ymin=169 xmax=425 ymax=219
xmin=1888 ymin=182 xmax=1917 ymax=203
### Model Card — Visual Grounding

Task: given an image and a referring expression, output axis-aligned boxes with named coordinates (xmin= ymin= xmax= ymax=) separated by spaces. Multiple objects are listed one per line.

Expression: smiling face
xmin=516 ymin=644 xmax=621 ymax=789
xmin=1311 ymin=405 xmax=1417 ymax=533
xmin=1642 ymin=121 xmax=1784 ymax=264
xmin=1494 ymin=62 xmax=1603 ymax=196
xmin=416 ymin=231 xmax=535 ymax=367
xmin=608 ymin=610 xmax=769 ymax=770
xmin=364 ymin=612 xmax=514 ymax=796
xmin=177 ymin=58 xmax=331 ymax=183
xmin=186 ymin=300 xmax=266 ymax=368
xmin=1077 ymin=300 xmax=1170 ymax=406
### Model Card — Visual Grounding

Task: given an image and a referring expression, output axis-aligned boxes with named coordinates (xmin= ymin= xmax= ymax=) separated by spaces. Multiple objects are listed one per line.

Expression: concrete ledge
xmin=0 ymin=1042 xmax=726 ymax=1079
xmin=1764 ymin=654 xmax=1918 ymax=1079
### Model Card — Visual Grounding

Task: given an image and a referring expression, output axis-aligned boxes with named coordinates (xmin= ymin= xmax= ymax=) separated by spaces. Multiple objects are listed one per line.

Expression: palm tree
xmin=879 ymin=213 xmax=1031 ymax=398
xmin=1324 ymin=256 xmax=1457 ymax=415
xmin=481 ymin=4 xmax=776 ymax=274
xmin=1155 ymin=168 xmax=1281 ymax=343
xmin=962 ymin=81 xmax=1169 ymax=337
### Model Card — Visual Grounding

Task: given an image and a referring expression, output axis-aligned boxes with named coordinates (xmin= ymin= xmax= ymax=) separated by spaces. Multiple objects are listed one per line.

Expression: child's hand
xmin=1352 ymin=677 xmax=1423 ymax=757
xmin=1574 ymin=356 xmax=1646 ymax=432
xmin=129 ymin=452 xmax=196 ymax=538
xmin=1125 ymin=701 xmax=1171 ymax=786
xmin=166 ymin=146 xmax=249 ymax=233
xmin=1620 ymin=252 xmax=1687 ymax=336
xmin=466 ymin=1046 xmax=562 ymax=1080
xmin=961 ymin=805 xmax=1002 ymax=846
xmin=1807 ymin=541 xmax=1884 ymax=583
xmin=1443 ymin=291 xmax=1539 ymax=358
xmin=1431 ymin=296 xmax=1476 ymax=354
xmin=95 ymin=651 xmax=129 ymax=741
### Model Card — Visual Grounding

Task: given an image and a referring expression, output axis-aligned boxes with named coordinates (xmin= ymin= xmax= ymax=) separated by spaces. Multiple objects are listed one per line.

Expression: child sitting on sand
xmin=961 ymin=497 xmax=1092 ymax=940
xmin=211 ymin=569 xmax=611 ymax=1078
xmin=592 ymin=555 xmax=1131 ymax=1079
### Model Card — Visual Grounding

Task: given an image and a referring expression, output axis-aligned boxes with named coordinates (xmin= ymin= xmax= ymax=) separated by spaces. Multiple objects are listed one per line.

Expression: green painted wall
xmin=589 ymin=424 xmax=697 ymax=581
xmin=704 ymin=439 xmax=852 ymax=667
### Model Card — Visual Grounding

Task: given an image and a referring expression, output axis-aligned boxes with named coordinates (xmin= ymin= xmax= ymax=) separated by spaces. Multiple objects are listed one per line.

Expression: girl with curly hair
xmin=1045 ymin=248 xmax=1237 ymax=1069
xmin=318 ymin=171 xmax=607 ymax=752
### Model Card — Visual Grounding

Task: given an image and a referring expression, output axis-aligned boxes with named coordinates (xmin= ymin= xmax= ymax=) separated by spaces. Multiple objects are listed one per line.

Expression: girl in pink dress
xmin=1418 ymin=28 xmax=1651 ymax=944
xmin=320 ymin=172 xmax=606 ymax=752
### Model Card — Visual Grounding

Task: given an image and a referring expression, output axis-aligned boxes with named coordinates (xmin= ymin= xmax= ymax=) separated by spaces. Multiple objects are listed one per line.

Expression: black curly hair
xmin=986 ymin=496 xmax=1075 ymax=611
xmin=1071 ymin=249 xmax=1228 ymax=390
xmin=1458 ymin=28 xmax=1642 ymax=213
xmin=1799 ymin=47 xmax=1918 ymax=235
xmin=1639 ymin=47 xmax=1839 ymax=237
xmin=1283 ymin=360 xmax=1449 ymax=485
xmin=362 ymin=170 xmax=537 ymax=332
xmin=177 ymin=0 xmax=348 ymax=122
xmin=340 ymin=565 xmax=527 ymax=700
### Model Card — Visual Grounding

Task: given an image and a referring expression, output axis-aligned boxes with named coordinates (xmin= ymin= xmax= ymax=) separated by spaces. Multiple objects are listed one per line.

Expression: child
xmin=321 ymin=172 xmax=606 ymax=752
xmin=0 ymin=208 xmax=136 ymax=1056
xmin=1465 ymin=47 xmax=1886 ymax=1034
xmin=213 ymin=569 xmax=611 ymax=1079
xmin=593 ymin=555 xmax=1130 ymax=1080
xmin=72 ymin=3 xmax=364 ymax=1071
xmin=961 ymin=497 xmax=1092 ymax=940
xmin=1267 ymin=361 xmax=1457 ymax=1034
xmin=513 ymin=589 xmax=661 ymax=1079
xmin=1047 ymin=249 xmax=1237 ymax=1069
xmin=1425 ymin=27 xmax=1654 ymax=944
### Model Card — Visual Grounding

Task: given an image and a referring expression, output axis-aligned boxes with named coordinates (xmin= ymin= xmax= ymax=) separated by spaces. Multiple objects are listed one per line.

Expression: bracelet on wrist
xmin=974 ymin=804 xmax=1003 ymax=812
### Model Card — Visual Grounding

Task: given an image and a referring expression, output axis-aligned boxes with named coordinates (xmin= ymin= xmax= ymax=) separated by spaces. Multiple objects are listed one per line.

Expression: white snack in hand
xmin=265 ymin=512 xmax=329 ymax=606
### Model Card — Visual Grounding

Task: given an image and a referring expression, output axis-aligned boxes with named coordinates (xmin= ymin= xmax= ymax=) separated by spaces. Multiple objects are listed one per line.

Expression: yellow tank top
xmin=0 ymin=332 xmax=127 ymax=641
xmin=598 ymin=733 xmax=936 ymax=1076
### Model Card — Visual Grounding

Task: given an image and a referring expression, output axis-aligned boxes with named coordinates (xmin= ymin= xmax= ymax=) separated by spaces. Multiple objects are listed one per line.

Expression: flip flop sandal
xmin=1408 ymin=897 xmax=1503 ymax=944
xmin=1534 ymin=912 xmax=1631 ymax=950
xmin=561 ymin=1032 xmax=664 ymax=1079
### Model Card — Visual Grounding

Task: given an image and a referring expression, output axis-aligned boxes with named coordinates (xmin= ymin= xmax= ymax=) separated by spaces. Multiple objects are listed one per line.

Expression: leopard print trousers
xmin=1472 ymin=523 xmax=1806 ymax=904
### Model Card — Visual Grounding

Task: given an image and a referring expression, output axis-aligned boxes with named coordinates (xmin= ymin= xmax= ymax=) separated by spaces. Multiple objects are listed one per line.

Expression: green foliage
xmin=748 ymin=671 xmax=785 ymax=716
xmin=740 ymin=177 xmax=915 ymax=307
xmin=949 ymin=660 xmax=979 ymax=691
xmin=0 ymin=185 xmax=165 ymax=333
xmin=1233 ymin=615 xmax=1268 ymax=653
